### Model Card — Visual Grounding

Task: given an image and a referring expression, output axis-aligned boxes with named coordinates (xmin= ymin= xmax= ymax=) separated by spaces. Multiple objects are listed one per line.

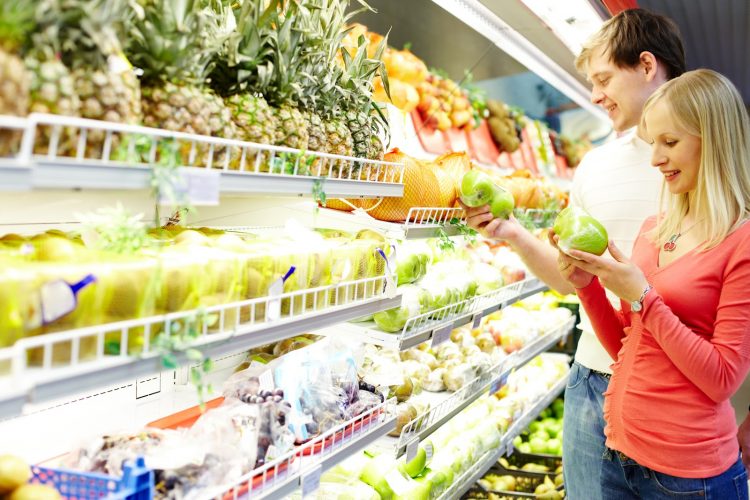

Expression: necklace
xmin=663 ymin=219 xmax=702 ymax=252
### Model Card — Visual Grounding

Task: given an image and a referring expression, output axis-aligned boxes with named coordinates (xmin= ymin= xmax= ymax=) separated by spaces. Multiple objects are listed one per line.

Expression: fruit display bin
xmin=438 ymin=373 xmax=570 ymax=500
xmin=31 ymin=457 xmax=153 ymax=500
xmin=0 ymin=272 xmax=400 ymax=420
xmin=0 ymin=113 xmax=405 ymax=198
xmin=205 ymin=397 xmax=396 ymax=500
xmin=320 ymin=277 xmax=544 ymax=351
xmin=391 ymin=316 xmax=575 ymax=458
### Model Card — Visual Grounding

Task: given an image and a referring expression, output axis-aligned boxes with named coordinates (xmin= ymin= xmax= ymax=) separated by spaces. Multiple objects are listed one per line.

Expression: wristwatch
xmin=630 ymin=284 xmax=653 ymax=313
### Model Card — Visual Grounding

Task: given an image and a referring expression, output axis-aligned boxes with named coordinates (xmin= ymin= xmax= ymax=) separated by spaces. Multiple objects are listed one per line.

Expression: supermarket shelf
xmin=1 ymin=113 xmax=404 ymax=198
xmin=320 ymin=277 xmax=546 ymax=351
xmin=208 ymin=398 xmax=397 ymax=499
xmin=0 ymin=275 xmax=401 ymax=420
xmin=391 ymin=316 xmax=574 ymax=458
xmin=311 ymin=206 xmax=467 ymax=241
xmin=438 ymin=373 xmax=570 ymax=500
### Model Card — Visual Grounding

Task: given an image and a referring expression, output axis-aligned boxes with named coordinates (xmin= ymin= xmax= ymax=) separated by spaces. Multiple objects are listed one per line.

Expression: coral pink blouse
xmin=577 ymin=216 xmax=750 ymax=477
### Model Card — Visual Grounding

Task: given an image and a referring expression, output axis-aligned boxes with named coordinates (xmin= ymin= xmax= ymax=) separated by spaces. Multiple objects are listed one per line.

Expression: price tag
xmin=472 ymin=313 xmax=483 ymax=329
xmin=377 ymin=248 xmax=397 ymax=298
xmin=489 ymin=372 xmax=509 ymax=395
xmin=158 ymin=167 xmax=220 ymax=206
xmin=406 ymin=438 xmax=419 ymax=463
xmin=183 ymin=167 xmax=220 ymax=206
xmin=265 ymin=266 xmax=296 ymax=321
xmin=385 ymin=469 xmax=411 ymax=496
xmin=423 ymin=441 xmax=434 ymax=462
xmin=40 ymin=274 xmax=96 ymax=325
xmin=301 ymin=464 xmax=322 ymax=498
xmin=431 ymin=323 xmax=453 ymax=348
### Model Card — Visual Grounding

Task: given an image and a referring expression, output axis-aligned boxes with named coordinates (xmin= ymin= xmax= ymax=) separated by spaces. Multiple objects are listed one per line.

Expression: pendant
xmin=663 ymin=233 xmax=680 ymax=252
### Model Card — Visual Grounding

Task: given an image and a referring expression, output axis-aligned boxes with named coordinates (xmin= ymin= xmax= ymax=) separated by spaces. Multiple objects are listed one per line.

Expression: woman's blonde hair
xmin=641 ymin=69 xmax=750 ymax=249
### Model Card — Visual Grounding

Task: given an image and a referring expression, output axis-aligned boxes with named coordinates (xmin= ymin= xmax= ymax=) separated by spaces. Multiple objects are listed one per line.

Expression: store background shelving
xmin=438 ymin=373 xmax=569 ymax=500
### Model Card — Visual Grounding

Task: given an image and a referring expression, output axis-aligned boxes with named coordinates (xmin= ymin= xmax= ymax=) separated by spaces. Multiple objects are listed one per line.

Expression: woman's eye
xmin=665 ymin=140 xmax=677 ymax=146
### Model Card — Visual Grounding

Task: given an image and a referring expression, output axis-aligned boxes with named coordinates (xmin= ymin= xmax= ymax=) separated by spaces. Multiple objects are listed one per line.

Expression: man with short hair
xmin=463 ymin=9 xmax=686 ymax=498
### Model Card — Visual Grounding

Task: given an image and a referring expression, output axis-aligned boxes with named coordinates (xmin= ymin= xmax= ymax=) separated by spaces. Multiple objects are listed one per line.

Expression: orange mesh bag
xmin=369 ymin=149 xmax=442 ymax=222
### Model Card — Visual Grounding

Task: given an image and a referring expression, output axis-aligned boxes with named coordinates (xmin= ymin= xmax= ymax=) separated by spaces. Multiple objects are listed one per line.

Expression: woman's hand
xmin=549 ymin=230 xmax=595 ymax=289
xmin=459 ymin=200 xmax=522 ymax=242
xmin=565 ymin=240 xmax=650 ymax=302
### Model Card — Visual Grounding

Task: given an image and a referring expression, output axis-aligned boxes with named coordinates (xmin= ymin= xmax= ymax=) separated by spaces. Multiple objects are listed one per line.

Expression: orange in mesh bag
xmin=369 ymin=149 xmax=442 ymax=222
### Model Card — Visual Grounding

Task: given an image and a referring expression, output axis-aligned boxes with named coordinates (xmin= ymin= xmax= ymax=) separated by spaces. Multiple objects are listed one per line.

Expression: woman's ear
xmin=639 ymin=51 xmax=659 ymax=82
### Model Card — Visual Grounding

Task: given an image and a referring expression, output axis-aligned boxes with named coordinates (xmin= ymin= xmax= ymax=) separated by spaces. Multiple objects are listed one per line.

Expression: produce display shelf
xmin=312 ymin=206 xmax=466 ymax=240
xmin=437 ymin=373 xmax=570 ymax=500
xmin=207 ymin=398 xmax=397 ymax=499
xmin=390 ymin=316 xmax=574 ymax=458
xmin=0 ymin=113 xmax=404 ymax=198
xmin=319 ymin=277 xmax=546 ymax=351
xmin=0 ymin=274 xmax=400 ymax=421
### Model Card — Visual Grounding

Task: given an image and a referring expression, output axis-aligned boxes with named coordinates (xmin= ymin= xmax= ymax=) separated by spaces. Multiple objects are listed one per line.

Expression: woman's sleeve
xmin=640 ymin=241 xmax=750 ymax=403
xmin=576 ymin=277 xmax=628 ymax=360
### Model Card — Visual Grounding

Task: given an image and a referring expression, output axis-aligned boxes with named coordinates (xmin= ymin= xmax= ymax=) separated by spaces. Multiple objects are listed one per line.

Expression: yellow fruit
xmin=0 ymin=455 xmax=31 ymax=494
xmin=9 ymin=484 xmax=62 ymax=500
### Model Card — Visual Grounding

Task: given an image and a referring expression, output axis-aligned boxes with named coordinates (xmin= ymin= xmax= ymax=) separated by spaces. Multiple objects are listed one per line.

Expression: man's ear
xmin=639 ymin=51 xmax=659 ymax=82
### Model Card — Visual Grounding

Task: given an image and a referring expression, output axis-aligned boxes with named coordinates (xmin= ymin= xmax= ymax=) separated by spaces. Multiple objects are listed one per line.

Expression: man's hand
xmin=460 ymin=201 xmax=522 ymax=242
xmin=738 ymin=413 xmax=750 ymax=473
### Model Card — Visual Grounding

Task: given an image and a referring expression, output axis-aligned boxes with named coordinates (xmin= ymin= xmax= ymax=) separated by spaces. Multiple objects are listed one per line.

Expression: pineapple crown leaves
xmin=33 ymin=0 xmax=138 ymax=70
xmin=127 ymin=0 xmax=226 ymax=86
xmin=210 ymin=0 xmax=279 ymax=96
xmin=0 ymin=0 xmax=36 ymax=53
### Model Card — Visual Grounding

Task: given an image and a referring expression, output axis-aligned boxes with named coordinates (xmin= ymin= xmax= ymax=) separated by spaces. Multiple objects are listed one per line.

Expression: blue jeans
xmin=602 ymin=448 xmax=748 ymax=499
xmin=563 ymin=361 xmax=609 ymax=500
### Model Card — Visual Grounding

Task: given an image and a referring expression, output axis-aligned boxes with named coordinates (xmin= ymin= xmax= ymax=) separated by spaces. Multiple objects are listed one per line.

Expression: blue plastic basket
xmin=31 ymin=456 xmax=153 ymax=499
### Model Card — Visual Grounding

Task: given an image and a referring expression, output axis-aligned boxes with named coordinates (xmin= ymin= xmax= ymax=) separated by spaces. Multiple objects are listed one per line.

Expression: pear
xmin=0 ymin=454 xmax=31 ymax=494
xmin=10 ymin=484 xmax=61 ymax=500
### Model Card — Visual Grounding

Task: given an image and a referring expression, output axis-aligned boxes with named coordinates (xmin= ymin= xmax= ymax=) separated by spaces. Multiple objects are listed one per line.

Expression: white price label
xmin=472 ymin=313 xmax=483 ymax=329
xmin=377 ymin=248 xmax=397 ymax=298
xmin=431 ymin=324 xmax=453 ymax=348
xmin=184 ymin=167 xmax=220 ymax=206
xmin=265 ymin=266 xmax=295 ymax=321
xmin=490 ymin=372 xmax=509 ymax=395
xmin=406 ymin=438 xmax=419 ymax=463
xmin=385 ymin=469 xmax=412 ymax=496
xmin=423 ymin=441 xmax=434 ymax=462
xmin=301 ymin=464 xmax=322 ymax=498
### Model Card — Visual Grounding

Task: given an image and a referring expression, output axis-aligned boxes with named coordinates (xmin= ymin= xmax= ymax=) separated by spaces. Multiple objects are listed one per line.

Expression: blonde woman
xmin=556 ymin=69 xmax=750 ymax=499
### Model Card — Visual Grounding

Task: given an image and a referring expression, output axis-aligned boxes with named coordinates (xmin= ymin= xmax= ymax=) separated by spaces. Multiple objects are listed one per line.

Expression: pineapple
xmin=0 ymin=0 xmax=34 ymax=156
xmin=272 ymin=105 xmax=308 ymax=151
xmin=303 ymin=111 xmax=326 ymax=154
xmin=211 ymin=0 xmax=280 ymax=169
xmin=127 ymin=0 xmax=237 ymax=168
xmin=226 ymin=93 xmax=276 ymax=146
xmin=34 ymin=0 xmax=141 ymax=158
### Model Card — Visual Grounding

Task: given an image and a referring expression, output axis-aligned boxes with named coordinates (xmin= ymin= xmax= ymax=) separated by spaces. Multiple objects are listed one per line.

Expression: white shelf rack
xmin=202 ymin=397 xmax=396 ymax=499
xmin=438 ymin=373 xmax=569 ymax=500
xmin=0 ymin=113 xmax=404 ymax=198
xmin=310 ymin=206 xmax=467 ymax=240
xmin=0 ymin=274 xmax=400 ymax=420
xmin=389 ymin=316 xmax=574 ymax=458
xmin=319 ymin=277 xmax=547 ymax=351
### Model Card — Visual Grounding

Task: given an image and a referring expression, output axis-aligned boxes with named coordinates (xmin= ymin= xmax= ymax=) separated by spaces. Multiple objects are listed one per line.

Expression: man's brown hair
xmin=576 ymin=8 xmax=686 ymax=80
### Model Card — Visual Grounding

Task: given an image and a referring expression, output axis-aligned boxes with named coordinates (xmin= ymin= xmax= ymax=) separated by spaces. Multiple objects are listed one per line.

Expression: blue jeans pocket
xmin=566 ymin=363 xmax=586 ymax=390
xmin=649 ymin=470 xmax=705 ymax=497
xmin=733 ymin=468 xmax=748 ymax=499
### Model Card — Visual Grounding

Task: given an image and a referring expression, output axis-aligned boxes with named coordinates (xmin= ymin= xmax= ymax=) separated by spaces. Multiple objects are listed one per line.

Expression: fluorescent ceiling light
xmin=519 ymin=0 xmax=606 ymax=55
xmin=432 ymin=0 xmax=608 ymax=123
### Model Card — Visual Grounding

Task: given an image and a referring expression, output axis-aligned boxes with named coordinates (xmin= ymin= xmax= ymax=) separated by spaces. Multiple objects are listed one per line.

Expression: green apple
xmin=460 ymin=170 xmax=496 ymax=207
xmin=489 ymin=185 xmax=515 ymax=219
xmin=529 ymin=437 xmax=548 ymax=454
xmin=399 ymin=446 xmax=428 ymax=478
xmin=360 ymin=454 xmax=397 ymax=500
xmin=546 ymin=438 xmax=562 ymax=455
xmin=553 ymin=206 xmax=609 ymax=256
